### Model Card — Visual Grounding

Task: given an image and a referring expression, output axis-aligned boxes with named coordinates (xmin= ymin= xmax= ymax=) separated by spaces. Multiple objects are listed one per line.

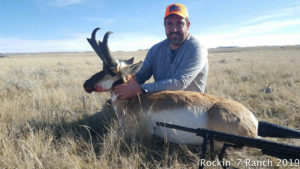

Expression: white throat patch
xmin=111 ymin=92 xmax=119 ymax=103
xmin=99 ymin=79 xmax=115 ymax=90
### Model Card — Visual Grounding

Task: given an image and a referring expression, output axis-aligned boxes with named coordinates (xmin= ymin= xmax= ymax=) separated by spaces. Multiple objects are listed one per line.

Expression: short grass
xmin=0 ymin=46 xmax=299 ymax=168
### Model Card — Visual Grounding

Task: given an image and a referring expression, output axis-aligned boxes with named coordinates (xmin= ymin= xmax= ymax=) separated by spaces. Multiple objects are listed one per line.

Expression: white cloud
xmin=0 ymin=36 xmax=90 ymax=53
xmin=109 ymin=33 xmax=162 ymax=51
xmin=194 ymin=9 xmax=300 ymax=49
xmin=224 ymin=19 xmax=300 ymax=38
xmin=211 ymin=5 xmax=300 ymax=34
xmin=2 ymin=9 xmax=300 ymax=53
xmin=2 ymin=26 xmax=300 ymax=53
xmin=43 ymin=0 xmax=85 ymax=7
xmin=0 ymin=33 xmax=162 ymax=53
xmin=196 ymin=33 xmax=300 ymax=49
xmin=238 ymin=7 xmax=299 ymax=26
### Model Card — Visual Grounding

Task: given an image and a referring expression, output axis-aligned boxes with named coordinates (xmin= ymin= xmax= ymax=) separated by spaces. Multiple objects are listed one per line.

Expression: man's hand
xmin=113 ymin=78 xmax=142 ymax=99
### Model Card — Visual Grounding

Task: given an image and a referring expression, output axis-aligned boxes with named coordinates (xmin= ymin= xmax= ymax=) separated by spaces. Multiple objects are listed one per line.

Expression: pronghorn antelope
xmin=83 ymin=28 xmax=258 ymax=146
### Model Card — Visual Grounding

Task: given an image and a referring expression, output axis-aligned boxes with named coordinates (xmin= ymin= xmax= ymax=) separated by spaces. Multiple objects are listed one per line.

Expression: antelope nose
xmin=84 ymin=87 xmax=93 ymax=93
xmin=83 ymin=81 xmax=93 ymax=93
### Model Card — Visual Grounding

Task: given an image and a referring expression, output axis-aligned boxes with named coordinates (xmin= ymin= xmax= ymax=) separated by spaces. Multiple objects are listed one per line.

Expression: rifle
xmin=258 ymin=121 xmax=300 ymax=138
xmin=156 ymin=121 xmax=300 ymax=169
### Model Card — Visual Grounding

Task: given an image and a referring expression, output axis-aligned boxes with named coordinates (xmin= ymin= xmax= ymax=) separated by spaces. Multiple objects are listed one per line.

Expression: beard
xmin=167 ymin=32 xmax=184 ymax=46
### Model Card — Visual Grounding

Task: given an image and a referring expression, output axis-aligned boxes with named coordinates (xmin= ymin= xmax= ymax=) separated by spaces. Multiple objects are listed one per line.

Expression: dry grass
xmin=0 ymin=46 xmax=299 ymax=169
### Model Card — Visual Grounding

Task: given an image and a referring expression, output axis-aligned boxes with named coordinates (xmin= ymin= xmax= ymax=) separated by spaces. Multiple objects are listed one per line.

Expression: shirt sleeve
xmin=135 ymin=49 xmax=153 ymax=84
xmin=141 ymin=45 xmax=207 ymax=93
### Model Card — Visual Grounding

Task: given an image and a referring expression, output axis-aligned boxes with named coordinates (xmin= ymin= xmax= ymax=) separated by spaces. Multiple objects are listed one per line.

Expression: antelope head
xmin=83 ymin=28 xmax=142 ymax=93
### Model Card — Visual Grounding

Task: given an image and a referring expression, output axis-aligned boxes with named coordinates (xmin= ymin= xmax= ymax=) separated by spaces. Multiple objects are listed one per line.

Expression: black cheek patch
xmin=84 ymin=71 xmax=107 ymax=89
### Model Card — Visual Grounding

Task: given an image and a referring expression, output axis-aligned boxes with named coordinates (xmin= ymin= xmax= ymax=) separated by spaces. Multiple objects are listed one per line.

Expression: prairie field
xmin=0 ymin=46 xmax=299 ymax=169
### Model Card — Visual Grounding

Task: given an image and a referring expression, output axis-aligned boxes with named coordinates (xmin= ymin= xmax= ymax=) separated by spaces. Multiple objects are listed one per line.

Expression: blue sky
xmin=1 ymin=0 xmax=300 ymax=53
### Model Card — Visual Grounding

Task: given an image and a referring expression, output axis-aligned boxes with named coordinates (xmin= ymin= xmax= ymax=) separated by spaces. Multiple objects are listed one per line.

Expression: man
xmin=114 ymin=3 xmax=208 ymax=99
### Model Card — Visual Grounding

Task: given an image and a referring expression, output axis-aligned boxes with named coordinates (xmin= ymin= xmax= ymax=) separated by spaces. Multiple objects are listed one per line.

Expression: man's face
xmin=164 ymin=14 xmax=190 ymax=48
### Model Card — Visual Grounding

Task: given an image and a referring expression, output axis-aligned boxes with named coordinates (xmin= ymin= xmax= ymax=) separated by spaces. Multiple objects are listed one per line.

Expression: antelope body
xmin=83 ymin=28 xmax=258 ymax=145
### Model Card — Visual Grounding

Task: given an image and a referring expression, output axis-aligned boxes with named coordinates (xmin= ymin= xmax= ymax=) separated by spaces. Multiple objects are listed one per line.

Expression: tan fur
xmin=112 ymin=90 xmax=258 ymax=138
xmin=206 ymin=99 xmax=257 ymax=137
xmin=113 ymin=91 xmax=213 ymax=115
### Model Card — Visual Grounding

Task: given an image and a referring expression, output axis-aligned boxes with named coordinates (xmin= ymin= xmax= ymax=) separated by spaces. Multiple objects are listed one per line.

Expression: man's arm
xmin=135 ymin=49 xmax=153 ymax=84
xmin=114 ymin=44 xmax=208 ymax=98
xmin=141 ymin=46 xmax=207 ymax=93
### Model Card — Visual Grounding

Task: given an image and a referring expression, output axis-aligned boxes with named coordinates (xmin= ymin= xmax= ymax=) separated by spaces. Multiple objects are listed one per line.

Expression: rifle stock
xmin=258 ymin=121 xmax=300 ymax=138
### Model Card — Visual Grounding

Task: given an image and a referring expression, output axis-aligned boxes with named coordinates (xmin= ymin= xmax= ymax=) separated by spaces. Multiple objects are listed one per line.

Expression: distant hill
xmin=217 ymin=46 xmax=239 ymax=49
xmin=2 ymin=45 xmax=300 ymax=57
xmin=209 ymin=45 xmax=300 ymax=53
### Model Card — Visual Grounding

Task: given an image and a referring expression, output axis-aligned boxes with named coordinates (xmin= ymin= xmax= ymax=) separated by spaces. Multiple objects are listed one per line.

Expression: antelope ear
xmin=120 ymin=57 xmax=134 ymax=65
xmin=120 ymin=61 xmax=142 ymax=77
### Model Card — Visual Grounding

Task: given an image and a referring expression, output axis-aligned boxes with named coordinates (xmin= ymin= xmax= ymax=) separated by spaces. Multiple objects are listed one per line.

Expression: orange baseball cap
xmin=164 ymin=3 xmax=189 ymax=19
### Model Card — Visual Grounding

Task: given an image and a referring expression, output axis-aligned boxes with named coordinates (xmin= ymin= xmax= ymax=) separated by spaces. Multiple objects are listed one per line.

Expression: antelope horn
xmin=87 ymin=27 xmax=107 ymax=65
xmin=100 ymin=31 xmax=118 ymax=70
xmin=87 ymin=27 xmax=118 ymax=70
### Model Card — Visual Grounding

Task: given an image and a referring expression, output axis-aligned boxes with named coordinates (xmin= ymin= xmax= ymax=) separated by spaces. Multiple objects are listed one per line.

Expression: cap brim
xmin=164 ymin=12 xmax=186 ymax=19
